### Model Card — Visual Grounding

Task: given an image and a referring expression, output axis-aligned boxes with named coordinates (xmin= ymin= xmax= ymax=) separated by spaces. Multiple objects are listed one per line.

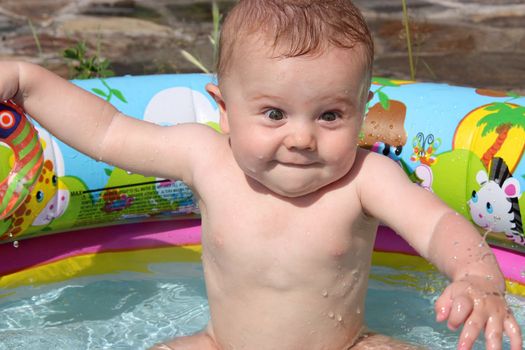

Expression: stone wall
xmin=1 ymin=0 xmax=524 ymax=92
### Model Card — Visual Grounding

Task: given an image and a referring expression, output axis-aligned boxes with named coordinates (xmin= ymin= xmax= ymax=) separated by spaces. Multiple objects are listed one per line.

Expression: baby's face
xmin=212 ymin=38 xmax=371 ymax=197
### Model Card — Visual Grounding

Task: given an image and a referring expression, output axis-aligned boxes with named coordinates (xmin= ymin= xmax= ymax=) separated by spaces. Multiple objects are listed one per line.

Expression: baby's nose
xmin=283 ymin=125 xmax=316 ymax=151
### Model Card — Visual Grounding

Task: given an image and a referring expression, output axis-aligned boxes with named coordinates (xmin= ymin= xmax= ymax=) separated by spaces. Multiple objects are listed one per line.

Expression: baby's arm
xmin=0 ymin=61 xmax=215 ymax=184
xmin=357 ymin=150 xmax=522 ymax=350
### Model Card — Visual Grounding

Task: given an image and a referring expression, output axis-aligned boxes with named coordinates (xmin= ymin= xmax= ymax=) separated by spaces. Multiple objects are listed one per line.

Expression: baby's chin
xmin=248 ymin=175 xmax=331 ymax=198
xmin=268 ymin=185 xmax=322 ymax=198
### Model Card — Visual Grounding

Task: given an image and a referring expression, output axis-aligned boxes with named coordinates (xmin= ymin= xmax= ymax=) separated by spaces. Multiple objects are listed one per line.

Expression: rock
xmin=0 ymin=0 xmax=522 ymax=93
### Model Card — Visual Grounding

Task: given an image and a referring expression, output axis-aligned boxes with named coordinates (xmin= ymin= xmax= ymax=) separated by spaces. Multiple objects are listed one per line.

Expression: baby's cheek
xmin=329 ymin=151 xmax=357 ymax=173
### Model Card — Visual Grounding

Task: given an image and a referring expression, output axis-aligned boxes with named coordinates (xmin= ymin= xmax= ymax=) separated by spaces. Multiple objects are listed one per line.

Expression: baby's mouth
xmin=278 ymin=161 xmax=319 ymax=168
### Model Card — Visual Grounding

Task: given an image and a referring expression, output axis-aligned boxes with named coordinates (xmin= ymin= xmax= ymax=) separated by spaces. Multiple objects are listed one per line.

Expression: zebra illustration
xmin=468 ymin=157 xmax=524 ymax=246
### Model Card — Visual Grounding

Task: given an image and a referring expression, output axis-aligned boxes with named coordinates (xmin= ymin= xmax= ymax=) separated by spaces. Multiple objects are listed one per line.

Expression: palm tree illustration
xmin=477 ymin=101 xmax=525 ymax=169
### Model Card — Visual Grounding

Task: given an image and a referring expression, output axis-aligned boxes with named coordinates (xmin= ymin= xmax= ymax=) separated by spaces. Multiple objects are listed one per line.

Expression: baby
xmin=0 ymin=0 xmax=522 ymax=349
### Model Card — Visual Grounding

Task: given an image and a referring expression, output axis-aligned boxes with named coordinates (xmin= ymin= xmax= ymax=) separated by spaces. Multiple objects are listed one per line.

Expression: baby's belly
xmin=208 ymin=287 xmax=366 ymax=350
xmin=203 ymin=255 xmax=370 ymax=350
xmin=199 ymin=210 xmax=376 ymax=349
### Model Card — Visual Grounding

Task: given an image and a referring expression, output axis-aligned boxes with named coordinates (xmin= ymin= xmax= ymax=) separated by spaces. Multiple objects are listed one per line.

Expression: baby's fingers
xmin=456 ymin=313 xmax=485 ymax=350
xmin=504 ymin=314 xmax=523 ymax=350
xmin=483 ymin=316 xmax=504 ymax=350
xmin=435 ymin=286 xmax=453 ymax=322
xmin=447 ymin=295 xmax=473 ymax=331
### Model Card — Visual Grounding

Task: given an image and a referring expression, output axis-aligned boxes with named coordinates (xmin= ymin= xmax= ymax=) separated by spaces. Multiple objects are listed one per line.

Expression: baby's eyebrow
xmin=321 ymin=94 xmax=355 ymax=107
xmin=248 ymin=93 xmax=284 ymax=102
xmin=326 ymin=94 xmax=351 ymax=102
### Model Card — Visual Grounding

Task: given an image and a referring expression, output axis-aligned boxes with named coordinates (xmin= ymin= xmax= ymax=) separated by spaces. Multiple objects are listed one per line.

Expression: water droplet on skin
xmin=13 ymin=241 xmax=19 ymax=248
xmin=507 ymin=323 xmax=517 ymax=333
xmin=356 ymin=307 xmax=361 ymax=314
xmin=337 ymin=315 xmax=343 ymax=322
xmin=455 ymin=303 xmax=463 ymax=312
xmin=328 ymin=312 xmax=335 ymax=319
xmin=481 ymin=252 xmax=494 ymax=263
xmin=351 ymin=271 xmax=360 ymax=285
xmin=322 ymin=290 xmax=328 ymax=297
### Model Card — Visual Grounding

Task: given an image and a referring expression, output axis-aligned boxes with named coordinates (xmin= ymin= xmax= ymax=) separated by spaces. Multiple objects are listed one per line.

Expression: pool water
xmin=0 ymin=263 xmax=523 ymax=350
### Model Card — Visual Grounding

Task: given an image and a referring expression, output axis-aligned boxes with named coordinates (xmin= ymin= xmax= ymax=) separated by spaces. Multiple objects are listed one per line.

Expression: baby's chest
xmin=197 ymin=172 xmax=375 ymax=278
xmin=202 ymin=206 xmax=375 ymax=292
xmin=204 ymin=198 xmax=369 ymax=268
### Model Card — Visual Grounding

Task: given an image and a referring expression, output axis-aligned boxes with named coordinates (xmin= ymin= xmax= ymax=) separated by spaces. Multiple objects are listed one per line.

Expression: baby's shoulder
xmin=354 ymin=148 xmax=393 ymax=172
xmin=158 ymin=122 xmax=231 ymax=184
xmin=353 ymin=148 xmax=409 ymax=185
xmin=177 ymin=123 xmax=230 ymax=161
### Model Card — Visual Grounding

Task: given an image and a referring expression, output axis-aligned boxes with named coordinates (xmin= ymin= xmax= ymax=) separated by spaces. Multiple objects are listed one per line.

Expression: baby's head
xmin=207 ymin=0 xmax=375 ymax=197
xmin=216 ymin=0 xmax=374 ymax=83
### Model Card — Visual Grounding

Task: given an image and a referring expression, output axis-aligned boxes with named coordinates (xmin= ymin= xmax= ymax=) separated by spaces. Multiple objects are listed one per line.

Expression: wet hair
xmin=217 ymin=0 xmax=374 ymax=79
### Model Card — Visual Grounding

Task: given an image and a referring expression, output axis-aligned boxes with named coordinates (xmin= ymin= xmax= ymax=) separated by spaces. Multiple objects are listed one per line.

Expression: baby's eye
xmin=319 ymin=111 xmax=339 ymax=122
xmin=264 ymin=109 xmax=285 ymax=121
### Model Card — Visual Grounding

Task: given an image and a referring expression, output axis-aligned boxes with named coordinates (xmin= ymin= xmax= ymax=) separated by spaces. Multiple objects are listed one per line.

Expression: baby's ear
xmin=205 ymin=83 xmax=229 ymax=133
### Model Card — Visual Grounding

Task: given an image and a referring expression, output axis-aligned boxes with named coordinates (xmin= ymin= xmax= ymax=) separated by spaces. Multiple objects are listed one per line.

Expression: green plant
xmin=28 ymin=19 xmax=43 ymax=59
xmin=63 ymin=41 xmax=115 ymax=79
xmin=400 ymin=1 xmax=436 ymax=81
xmin=401 ymin=0 xmax=415 ymax=81
xmin=92 ymin=78 xmax=128 ymax=103
xmin=180 ymin=0 xmax=221 ymax=73
xmin=62 ymin=39 xmax=126 ymax=103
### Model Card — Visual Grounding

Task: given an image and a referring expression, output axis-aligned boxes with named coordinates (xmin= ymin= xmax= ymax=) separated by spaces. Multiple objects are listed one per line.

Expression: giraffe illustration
xmin=0 ymin=159 xmax=69 ymax=241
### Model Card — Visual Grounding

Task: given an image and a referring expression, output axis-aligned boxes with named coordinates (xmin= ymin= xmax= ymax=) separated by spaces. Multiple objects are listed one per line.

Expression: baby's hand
xmin=434 ymin=275 xmax=522 ymax=350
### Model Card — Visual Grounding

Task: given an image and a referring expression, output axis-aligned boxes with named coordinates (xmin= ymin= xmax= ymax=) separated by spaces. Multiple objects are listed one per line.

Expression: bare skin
xmin=0 ymin=34 xmax=521 ymax=350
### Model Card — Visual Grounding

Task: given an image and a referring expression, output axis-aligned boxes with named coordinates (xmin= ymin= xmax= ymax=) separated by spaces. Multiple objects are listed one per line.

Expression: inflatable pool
xmin=0 ymin=74 xmax=524 ymax=301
